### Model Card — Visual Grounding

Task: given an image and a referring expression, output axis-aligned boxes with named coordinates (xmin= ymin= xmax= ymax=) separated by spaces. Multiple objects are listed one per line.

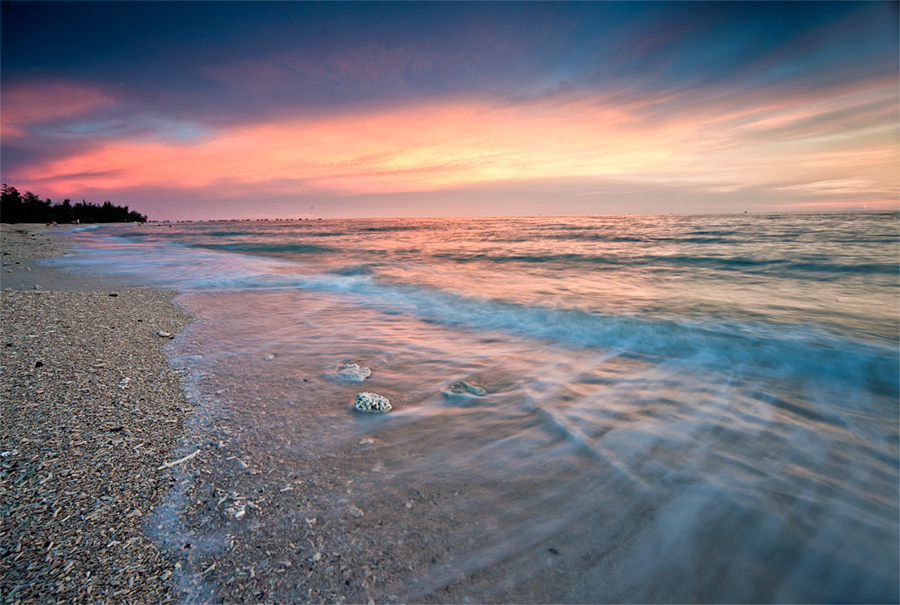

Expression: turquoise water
xmin=51 ymin=213 xmax=899 ymax=602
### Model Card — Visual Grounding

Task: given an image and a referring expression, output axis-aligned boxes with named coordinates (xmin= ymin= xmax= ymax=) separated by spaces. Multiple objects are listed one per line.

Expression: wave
xmin=330 ymin=264 xmax=377 ymax=276
xmin=429 ymin=251 xmax=898 ymax=277
xmin=205 ymin=243 xmax=334 ymax=255
xmin=46 ymin=235 xmax=899 ymax=399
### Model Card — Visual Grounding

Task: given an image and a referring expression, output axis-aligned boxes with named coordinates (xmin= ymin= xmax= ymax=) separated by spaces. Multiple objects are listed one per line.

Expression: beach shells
xmin=353 ymin=392 xmax=391 ymax=413
xmin=227 ymin=504 xmax=246 ymax=520
xmin=337 ymin=363 xmax=371 ymax=381
xmin=345 ymin=505 xmax=365 ymax=518
xmin=448 ymin=381 xmax=486 ymax=396
xmin=1 ymin=268 xmax=192 ymax=603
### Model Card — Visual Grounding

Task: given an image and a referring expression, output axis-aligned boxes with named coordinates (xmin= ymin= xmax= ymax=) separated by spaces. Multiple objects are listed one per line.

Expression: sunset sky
xmin=2 ymin=2 xmax=897 ymax=220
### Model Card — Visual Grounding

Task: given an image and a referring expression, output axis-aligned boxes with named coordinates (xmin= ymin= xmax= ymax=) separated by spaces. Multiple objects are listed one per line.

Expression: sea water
xmin=48 ymin=213 xmax=898 ymax=602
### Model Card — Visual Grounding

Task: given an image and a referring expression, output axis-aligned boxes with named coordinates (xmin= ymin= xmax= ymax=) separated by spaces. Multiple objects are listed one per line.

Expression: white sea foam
xmin=46 ymin=230 xmax=897 ymax=396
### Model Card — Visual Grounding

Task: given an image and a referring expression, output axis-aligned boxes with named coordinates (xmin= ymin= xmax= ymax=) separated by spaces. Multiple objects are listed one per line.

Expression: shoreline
xmin=3 ymin=221 xmax=895 ymax=603
xmin=1 ymin=224 xmax=503 ymax=604
xmin=1 ymin=224 xmax=193 ymax=603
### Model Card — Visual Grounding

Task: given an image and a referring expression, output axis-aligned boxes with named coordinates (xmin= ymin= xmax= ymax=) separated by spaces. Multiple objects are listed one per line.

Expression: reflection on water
xmin=65 ymin=212 xmax=899 ymax=342
xmin=50 ymin=213 xmax=898 ymax=602
xmin=159 ymin=285 xmax=897 ymax=602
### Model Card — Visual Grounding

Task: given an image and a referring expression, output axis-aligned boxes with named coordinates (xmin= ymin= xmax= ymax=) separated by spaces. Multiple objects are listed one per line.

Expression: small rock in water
xmin=338 ymin=363 xmax=372 ymax=381
xmin=264 ymin=354 xmax=275 ymax=360
xmin=449 ymin=381 xmax=486 ymax=396
xmin=354 ymin=392 xmax=392 ymax=413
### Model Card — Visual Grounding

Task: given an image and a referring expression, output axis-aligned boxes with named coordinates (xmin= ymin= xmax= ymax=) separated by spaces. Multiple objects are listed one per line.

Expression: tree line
xmin=1 ymin=184 xmax=147 ymax=224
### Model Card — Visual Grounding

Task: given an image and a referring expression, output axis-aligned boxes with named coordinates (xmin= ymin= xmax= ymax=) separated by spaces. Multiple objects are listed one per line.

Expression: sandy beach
xmin=1 ymin=224 xmax=193 ymax=603
xmin=0 ymin=226 xmax=469 ymax=605
xmin=0 ymin=225 xmax=550 ymax=604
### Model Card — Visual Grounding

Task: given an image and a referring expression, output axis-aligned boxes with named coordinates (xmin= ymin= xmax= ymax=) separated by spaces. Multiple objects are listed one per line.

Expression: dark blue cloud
xmin=4 ymin=2 xmax=895 ymax=104
xmin=1 ymin=1 xmax=896 ymax=157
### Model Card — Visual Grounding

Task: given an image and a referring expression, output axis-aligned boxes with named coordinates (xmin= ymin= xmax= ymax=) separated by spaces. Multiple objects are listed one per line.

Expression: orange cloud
xmin=20 ymin=97 xmax=679 ymax=194
xmin=9 ymin=80 xmax=898 ymax=208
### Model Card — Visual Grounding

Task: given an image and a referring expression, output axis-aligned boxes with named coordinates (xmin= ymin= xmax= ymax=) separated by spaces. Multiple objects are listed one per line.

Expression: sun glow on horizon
xmin=12 ymin=97 xmax=674 ymax=193
xmin=5 ymin=83 xmax=897 ymax=214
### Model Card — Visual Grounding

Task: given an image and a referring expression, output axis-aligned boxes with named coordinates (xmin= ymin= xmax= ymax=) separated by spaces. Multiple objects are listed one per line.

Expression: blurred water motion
xmin=52 ymin=213 xmax=899 ymax=602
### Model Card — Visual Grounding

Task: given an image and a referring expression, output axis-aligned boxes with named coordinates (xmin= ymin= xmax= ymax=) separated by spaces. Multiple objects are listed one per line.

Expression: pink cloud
xmin=17 ymin=96 xmax=667 ymax=195
xmin=7 ymin=77 xmax=897 ymax=213
xmin=1 ymin=82 xmax=115 ymax=139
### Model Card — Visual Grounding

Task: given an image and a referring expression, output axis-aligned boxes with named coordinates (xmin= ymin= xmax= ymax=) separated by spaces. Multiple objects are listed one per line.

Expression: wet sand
xmin=0 ymin=225 xmax=547 ymax=604
xmin=0 ymin=225 xmax=560 ymax=605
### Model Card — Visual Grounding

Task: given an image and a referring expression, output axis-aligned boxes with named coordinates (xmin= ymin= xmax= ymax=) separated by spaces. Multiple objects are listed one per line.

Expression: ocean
xmin=48 ymin=213 xmax=898 ymax=602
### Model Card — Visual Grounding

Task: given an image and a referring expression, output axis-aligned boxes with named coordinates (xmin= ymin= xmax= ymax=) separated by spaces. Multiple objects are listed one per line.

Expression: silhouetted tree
xmin=1 ymin=184 xmax=24 ymax=223
xmin=21 ymin=191 xmax=53 ymax=223
xmin=0 ymin=184 xmax=147 ymax=223
xmin=55 ymin=199 xmax=74 ymax=224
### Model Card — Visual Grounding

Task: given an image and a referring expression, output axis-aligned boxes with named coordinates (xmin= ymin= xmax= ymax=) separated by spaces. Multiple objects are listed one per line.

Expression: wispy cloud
xmin=1 ymin=83 xmax=115 ymax=139
xmin=1 ymin=2 xmax=896 ymax=216
xmin=7 ymin=76 xmax=894 ymax=210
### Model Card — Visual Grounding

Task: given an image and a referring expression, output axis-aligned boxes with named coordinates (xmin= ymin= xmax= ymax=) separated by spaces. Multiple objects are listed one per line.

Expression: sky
xmin=1 ymin=2 xmax=898 ymax=220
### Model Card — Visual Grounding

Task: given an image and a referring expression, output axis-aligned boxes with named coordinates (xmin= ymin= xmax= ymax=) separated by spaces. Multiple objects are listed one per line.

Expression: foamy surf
xmin=48 ymin=214 xmax=898 ymax=603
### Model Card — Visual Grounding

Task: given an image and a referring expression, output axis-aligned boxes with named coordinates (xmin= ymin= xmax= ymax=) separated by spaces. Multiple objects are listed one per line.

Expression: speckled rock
xmin=354 ymin=392 xmax=392 ymax=413
xmin=338 ymin=363 xmax=371 ymax=381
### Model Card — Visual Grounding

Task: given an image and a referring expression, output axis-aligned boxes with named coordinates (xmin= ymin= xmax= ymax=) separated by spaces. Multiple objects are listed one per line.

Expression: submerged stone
xmin=449 ymin=381 xmax=486 ymax=396
xmin=338 ymin=363 xmax=371 ymax=381
xmin=354 ymin=392 xmax=392 ymax=413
